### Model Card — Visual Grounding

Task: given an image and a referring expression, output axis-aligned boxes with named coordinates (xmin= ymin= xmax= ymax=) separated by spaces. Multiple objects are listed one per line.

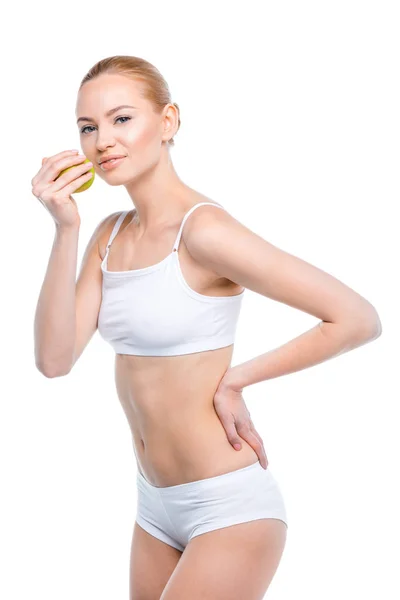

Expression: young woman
xmin=32 ymin=55 xmax=381 ymax=600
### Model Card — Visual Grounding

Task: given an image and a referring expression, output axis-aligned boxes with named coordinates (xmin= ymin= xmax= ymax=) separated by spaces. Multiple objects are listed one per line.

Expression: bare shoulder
xmin=96 ymin=209 xmax=136 ymax=260
xmin=181 ymin=194 xmax=246 ymax=292
xmin=181 ymin=194 xmax=234 ymax=245
xmin=181 ymin=191 xmax=228 ymax=226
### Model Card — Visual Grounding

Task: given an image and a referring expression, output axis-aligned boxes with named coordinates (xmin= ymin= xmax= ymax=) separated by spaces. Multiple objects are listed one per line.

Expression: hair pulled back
xmin=79 ymin=55 xmax=181 ymax=146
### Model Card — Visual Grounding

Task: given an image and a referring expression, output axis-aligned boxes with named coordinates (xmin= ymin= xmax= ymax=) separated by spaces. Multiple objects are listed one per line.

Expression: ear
xmin=162 ymin=104 xmax=178 ymax=142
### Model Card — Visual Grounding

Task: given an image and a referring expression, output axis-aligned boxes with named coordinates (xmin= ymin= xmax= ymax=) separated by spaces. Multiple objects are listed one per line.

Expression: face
xmin=75 ymin=73 xmax=174 ymax=185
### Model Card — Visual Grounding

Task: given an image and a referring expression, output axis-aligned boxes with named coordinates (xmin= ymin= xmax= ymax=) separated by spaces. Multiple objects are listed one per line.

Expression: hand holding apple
xmin=55 ymin=157 xmax=95 ymax=193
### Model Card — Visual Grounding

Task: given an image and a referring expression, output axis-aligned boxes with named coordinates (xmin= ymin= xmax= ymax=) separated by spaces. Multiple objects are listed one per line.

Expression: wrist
xmin=56 ymin=221 xmax=81 ymax=234
xmin=221 ymin=365 xmax=245 ymax=392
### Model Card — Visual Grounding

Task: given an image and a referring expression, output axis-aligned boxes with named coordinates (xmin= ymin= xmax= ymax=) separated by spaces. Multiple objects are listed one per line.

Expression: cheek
xmin=123 ymin=126 xmax=161 ymax=174
xmin=125 ymin=120 xmax=160 ymax=150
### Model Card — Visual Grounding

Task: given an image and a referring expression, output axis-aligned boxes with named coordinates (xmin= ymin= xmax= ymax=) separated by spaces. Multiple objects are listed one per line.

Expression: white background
xmin=1 ymin=1 xmax=398 ymax=598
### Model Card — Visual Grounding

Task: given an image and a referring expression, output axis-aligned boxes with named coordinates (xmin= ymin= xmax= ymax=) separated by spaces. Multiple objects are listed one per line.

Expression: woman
xmin=32 ymin=56 xmax=382 ymax=599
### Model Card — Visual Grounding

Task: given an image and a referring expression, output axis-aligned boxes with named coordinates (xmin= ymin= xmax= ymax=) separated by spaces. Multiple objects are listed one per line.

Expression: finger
xmin=249 ymin=417 xmax=268 ymax=464
xmin=219 ymin=413 xmax=244 ymax=451
xmin=40 ymin=150 xmax=80 ymax=176
xmin=248 ymin=416 xmax=268 ymax=453
xmin=236 ymin=422 xmax=268 ymax=469
xmin=41 ymin=150 xmax=77 ymax=167
xmin=249 ymin=423 xmax=268 ymax=466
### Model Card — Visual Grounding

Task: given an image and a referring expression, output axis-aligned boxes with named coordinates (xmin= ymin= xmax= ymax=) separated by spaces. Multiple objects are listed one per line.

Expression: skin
xmin=75 ymin=73 xmax=380 ymax=598
xmin=75 ymin=73 xmax=264 ymax=486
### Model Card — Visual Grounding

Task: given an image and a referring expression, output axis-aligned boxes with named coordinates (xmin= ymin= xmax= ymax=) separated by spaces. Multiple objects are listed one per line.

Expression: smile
xmin=100 ymin=157 xmax=125 ymax=170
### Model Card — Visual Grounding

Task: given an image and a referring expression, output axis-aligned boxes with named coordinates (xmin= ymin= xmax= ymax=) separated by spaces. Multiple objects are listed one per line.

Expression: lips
xmin=99 ymin=155 xmax=126 ymax=164
xmin=99 ymin=156 xmax=125 ymax=171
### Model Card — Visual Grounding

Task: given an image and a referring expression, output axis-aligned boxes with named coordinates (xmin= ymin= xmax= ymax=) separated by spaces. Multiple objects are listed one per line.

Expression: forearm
xmin=34 ymin=224 xmax=79 ymax=376
xmin=225 ymin=318 xmax=381 ymax=392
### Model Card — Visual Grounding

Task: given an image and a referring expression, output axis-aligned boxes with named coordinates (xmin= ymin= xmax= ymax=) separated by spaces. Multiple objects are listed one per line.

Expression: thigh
xmin=160 ymin=518 xmax=287 ymax=600
xmin=130 ymin=521 xmax=183 ymax=600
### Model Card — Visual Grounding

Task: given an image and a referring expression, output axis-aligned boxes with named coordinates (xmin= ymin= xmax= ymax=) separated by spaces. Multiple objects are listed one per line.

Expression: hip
xmin=136 ymin=459 xmax=288 ymax=551
xmin=132 ymin=409 xmax=262 ymax=487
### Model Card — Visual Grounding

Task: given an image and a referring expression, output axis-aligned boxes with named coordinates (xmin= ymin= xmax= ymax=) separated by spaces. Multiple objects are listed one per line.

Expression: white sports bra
xmin=97 ymin=202 xmax=245 ymax=356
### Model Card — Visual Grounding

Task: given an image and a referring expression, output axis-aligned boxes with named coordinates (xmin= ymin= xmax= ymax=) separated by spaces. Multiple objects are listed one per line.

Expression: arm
xmin=220 ymin=318 xmax=380 ymax=392
xmin=34 ymin=212 xmax=122 ymax=377
xmin=184 ymin=207 xmax=382 ymax=392
xmin=34 ymin=223 xmax=80 ymax=376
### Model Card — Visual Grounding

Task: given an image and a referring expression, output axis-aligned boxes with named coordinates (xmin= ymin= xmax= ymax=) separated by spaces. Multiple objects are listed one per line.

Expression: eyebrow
xmin=76 ymin=105 xmax=138 ymax=124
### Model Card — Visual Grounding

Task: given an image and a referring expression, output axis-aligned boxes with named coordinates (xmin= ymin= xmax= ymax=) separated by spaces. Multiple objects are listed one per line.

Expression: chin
xmin=100 ymin=170 xmax=134 ymax=186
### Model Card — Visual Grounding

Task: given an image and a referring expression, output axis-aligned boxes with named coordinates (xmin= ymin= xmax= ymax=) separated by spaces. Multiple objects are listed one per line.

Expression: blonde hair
xmin=79 ymin=55 xmax=181 ymax=147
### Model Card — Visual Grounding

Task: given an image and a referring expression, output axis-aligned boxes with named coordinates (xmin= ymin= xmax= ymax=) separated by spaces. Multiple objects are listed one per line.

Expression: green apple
xmin=56 ymin=158 xmax=95 ymax=193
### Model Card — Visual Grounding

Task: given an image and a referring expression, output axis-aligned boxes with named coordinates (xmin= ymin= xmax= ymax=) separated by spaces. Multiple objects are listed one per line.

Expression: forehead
xmin=75 ymin=74 xmax=144 ymax=115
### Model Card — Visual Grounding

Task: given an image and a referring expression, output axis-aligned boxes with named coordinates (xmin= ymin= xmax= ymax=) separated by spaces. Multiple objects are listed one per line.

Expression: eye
xmin=80 ymin=115 xmax=132 ymax=135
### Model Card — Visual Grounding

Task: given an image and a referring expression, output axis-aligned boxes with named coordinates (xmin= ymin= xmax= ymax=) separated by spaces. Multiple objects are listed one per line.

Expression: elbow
xmin=369 ymin=316 xmax=382 ymax=340
xmin=350 ymin=304 xmax=382 ymax=342
xmin=35 ymin=361 xmax=71 ymax=379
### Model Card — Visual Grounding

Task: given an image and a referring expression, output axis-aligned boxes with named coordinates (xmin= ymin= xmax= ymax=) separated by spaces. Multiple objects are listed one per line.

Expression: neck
xmin=123 ymin=145 xmax=194 ymax=232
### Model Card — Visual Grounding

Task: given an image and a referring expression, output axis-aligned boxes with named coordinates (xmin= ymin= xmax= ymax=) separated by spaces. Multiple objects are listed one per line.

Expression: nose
xmin=94 ymin=127 xmax=119 ymax=152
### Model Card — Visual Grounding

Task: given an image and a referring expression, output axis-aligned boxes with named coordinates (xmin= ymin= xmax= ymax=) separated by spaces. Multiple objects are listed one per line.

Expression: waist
xmin=133 ymin=407 xmax=259 ymax=487
xmin=113 ymin=349 xmax=259 ymax=486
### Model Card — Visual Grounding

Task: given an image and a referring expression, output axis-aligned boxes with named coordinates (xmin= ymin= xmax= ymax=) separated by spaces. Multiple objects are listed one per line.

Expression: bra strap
xmin=106 ymin=211 xmax=129 ymax=250
xmin=172 ymin=202 xmax=225 ymax=252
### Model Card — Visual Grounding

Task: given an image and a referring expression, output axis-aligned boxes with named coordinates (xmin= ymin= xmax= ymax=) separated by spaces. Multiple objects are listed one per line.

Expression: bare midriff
xmin=100 ymin=195 xmax=258 ymax=488
xmin=114 ymin=346 xmax=259 ymax=488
